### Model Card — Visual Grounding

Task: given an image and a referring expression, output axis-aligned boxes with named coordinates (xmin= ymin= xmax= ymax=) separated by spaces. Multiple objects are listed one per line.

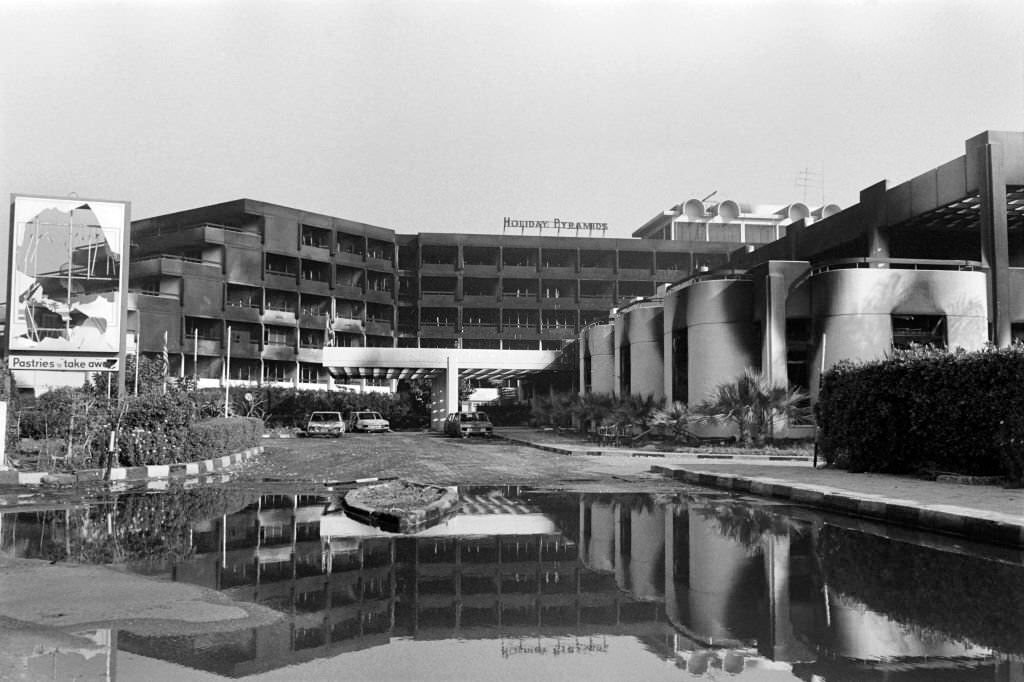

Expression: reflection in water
xmin=2 ymin=485 xmax=1023 ymax=680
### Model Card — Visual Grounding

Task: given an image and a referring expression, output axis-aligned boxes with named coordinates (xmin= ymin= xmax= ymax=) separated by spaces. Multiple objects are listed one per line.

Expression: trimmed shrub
xmin=185 ymin=417 xmax=263 ymax=461
xmin=817 ymin=345 xmax=1024 ymax=479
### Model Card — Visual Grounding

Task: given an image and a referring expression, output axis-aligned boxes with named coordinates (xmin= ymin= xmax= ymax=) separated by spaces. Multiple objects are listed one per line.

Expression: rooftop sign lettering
xmin=503 ymin=217 xmax=608 ymax=235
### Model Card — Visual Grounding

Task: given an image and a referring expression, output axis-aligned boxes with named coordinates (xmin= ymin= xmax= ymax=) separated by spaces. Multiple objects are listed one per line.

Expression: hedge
xmin=118 ymin=416 xmax=262 ymax=467
xmin=816 ymin=345 xmax=1024 ymax=480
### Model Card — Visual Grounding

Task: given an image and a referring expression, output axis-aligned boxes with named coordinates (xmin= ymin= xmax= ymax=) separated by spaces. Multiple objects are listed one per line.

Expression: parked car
xmin=306 ymin=411 xmax=345 ymax=437
xmin=348 ymin=411 xmax=390 ymax=433
xmin=444 ymin=411 xmax=494 ymax=438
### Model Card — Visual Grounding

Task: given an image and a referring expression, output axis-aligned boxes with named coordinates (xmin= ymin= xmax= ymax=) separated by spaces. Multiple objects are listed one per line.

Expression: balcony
xmin=229 ymin=339 xmax=261 ymax=359
xmin=224 ymin=305 xmax=261 ymax=323
xmin=262 ymin=344 xmax=296 ymax=361
xmin=182 ymin=337 xmax=223 ymax=355
xmin=462 ymin=263 xmax=499 ymax=276
xmin=419 ymin=325 xmax=458 ymax=338
xmin=332 ymin=317 xmax=364 ymax=334
xmin=296 ymin=346 xmax=324 ymax=363
xmin=264 ymin=271 xmax=298 ymax=289
xmin=132 ymin=254 xmax=220 ymax=279
xmin=365 ymin=319 xmax=393 ymax=336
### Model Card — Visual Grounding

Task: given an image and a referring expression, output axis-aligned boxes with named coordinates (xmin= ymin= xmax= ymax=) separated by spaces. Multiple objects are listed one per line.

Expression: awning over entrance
xmin=321 ymin=347 xmax=561 ymax=382
xmin=321 ymin=347 xmax=564 ymax=431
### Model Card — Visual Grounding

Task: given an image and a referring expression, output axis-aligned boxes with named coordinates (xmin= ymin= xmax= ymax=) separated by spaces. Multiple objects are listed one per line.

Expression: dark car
xmin=444 ymin=411 xmax=494 ymax=438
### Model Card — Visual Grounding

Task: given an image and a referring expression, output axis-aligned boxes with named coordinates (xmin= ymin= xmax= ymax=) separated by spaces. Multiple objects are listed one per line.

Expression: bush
xmin=817 ymin=345 xmax=1024 ymax=480
xmin=482 ymin=401 xmax=532 ymax=426
xmin=185 ymin=417 xmax=263 ymax=461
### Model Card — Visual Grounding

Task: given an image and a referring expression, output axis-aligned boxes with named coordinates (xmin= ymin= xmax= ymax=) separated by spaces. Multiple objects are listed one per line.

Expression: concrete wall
xmin=805 ymin=268 xmax=989 ymax=391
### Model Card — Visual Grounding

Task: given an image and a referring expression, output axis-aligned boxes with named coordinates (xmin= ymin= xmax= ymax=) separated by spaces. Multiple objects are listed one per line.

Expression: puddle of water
xmin=1 ymin=484 xmax=1022 ymax=681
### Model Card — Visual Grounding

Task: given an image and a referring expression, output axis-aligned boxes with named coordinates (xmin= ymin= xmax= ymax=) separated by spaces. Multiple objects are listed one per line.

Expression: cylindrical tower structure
xmin=623 ymin=302 xmax=664 ymax=400
xmin=581 ymin=323 xmax=615 ymax=395
xmin=682 ymin=277 xmax=758 ymax=404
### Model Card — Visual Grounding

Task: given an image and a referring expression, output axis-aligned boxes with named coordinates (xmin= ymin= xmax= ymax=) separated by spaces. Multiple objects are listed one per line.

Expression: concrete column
xmin=974 ymin=141 xmax=1012 ymax=347
xmin=763 ymin=272 xmax=788 ymax=387
xmin=684 ymin=279 xmax=757 ymax=404
xmin=627 ymin=306 xmax=664 ymax=400
xmin=445 ymin=354 xmax=459 ymax=414
xmin=663 ymin=290 xmax=682 ymax=403
xmin=586 ymin=325 xmax=615 ymax=395
xmin=578 ymin=336 xmax=586 ymax=396
xmin=861 ymin=181 xmax=890 ymax=262
xmin=430 ymin=354 xmax=461 ymax=431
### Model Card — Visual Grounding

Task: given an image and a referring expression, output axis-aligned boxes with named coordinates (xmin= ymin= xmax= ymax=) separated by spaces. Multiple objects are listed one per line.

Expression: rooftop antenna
xmin=700 ymin=191 xmax=717 ymax=203
xmin=795 ymin=167 xmax=824 ymax=204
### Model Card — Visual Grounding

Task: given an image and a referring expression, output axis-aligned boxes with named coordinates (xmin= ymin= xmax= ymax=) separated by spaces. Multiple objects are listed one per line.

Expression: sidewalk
xmin=496 ymin=427 xmax=1024 ymax=548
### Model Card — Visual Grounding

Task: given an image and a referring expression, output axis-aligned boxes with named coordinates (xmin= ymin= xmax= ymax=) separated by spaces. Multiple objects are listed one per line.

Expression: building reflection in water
xmin=1 ymin=487 xmax=1022 ymax=681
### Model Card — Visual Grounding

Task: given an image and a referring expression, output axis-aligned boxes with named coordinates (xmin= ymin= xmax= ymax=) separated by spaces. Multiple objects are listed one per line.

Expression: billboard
xmin=7 ymin=195 xmax=130 ymax=368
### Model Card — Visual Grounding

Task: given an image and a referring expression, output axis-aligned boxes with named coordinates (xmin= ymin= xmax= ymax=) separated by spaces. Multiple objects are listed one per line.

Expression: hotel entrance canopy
xmin=320 ymin=347 xmax=561 ymax=382
xmin=321 ymin=347 xmax=564 ymax=430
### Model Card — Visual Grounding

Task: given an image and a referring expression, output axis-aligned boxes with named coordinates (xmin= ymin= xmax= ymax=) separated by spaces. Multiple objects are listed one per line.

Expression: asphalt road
xmin=238 ymin=430 xmax=672 ymax=488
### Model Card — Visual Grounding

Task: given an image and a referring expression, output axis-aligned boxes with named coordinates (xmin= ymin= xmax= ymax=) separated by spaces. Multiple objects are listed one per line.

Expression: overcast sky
xmin=2 ymin=0 xmax=1022 ymax=240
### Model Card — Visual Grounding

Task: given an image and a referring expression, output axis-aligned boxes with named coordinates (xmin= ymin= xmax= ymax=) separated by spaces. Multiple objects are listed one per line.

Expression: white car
xmin=306 ymin=411 xmax=345 ymax=437
xmin=348 ymin=411 xmax=390 ymax=433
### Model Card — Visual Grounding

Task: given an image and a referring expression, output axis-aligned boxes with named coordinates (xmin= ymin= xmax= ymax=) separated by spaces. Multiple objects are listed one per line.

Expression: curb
xmin=496 ymin=434 xmax=813 ymax=463
xmin=0 ymin=446 xmax=263 ymax=487
xmin=651 ymin=464 xmax=1024 ymax=549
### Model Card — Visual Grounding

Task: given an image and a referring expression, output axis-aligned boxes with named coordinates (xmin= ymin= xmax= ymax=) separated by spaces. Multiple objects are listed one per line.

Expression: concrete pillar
xmin=684 ymin=279 xmax=758 ymax=404
xmin=585 ymin=324 xmax=615 ymax=395
xmin=578 ymin=335 xmax=587 ymax=396
xmin=970 ymin=139 xmax=1011 ymax=347
xmin=663 ymin=289 xmax=683 ymax=403
xmin=763 ymin=272 xmax=788 ymax=387
xmin=860 ymin=181 xmax=889 ymax=262
xmin=626 ymin=305 xmax=664 ymax=400
xmin=430 ymin=354 xmax=461 ymax=431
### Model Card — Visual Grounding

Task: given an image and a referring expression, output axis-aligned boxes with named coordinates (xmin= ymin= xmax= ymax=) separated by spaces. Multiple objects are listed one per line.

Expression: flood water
xmin=2 ymin=483 xmax=1023 ymax=681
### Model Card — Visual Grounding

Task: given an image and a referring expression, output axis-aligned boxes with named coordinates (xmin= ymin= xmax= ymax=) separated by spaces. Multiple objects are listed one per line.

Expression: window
xmin=264 ymin=361 xmax=290 ymax=383
xmin=299 ymin=363 xmax=321 ymax=384
xmin=265 ymin=326 xmax=293 ymax=346
xmin=229 ymin=361 xmax=258 ymax=382
xmin=265 ymin=254 xmax=296 ymax=276
xmin=892 ymin=315 xmax=946 ymax=350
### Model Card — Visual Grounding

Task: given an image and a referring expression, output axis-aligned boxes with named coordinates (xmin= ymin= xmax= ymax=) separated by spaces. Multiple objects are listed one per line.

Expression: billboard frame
xmin=7 ymin=193 xmax=131 ymax=397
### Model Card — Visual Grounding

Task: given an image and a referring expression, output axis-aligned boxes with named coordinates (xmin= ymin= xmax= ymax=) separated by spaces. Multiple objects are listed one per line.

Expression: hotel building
xmin=582 ymin=130 xmax=1024 ymax=410
xmin=127 ymin=198 xmax=813 ymax=391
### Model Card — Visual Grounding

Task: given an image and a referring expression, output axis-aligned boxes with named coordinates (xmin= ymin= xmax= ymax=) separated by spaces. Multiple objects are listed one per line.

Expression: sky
xmin=1 ymin=0 xmax=1023 ymax=243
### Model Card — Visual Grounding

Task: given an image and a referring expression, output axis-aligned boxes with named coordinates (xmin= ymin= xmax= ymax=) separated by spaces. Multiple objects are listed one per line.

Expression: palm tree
xmin=649 ymin=400 xmax=689 ymax=441
xmin=694 ymin=368 xmax=808 ymax=446
xmin=574 ymin=392 xmax=615 ymax=435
